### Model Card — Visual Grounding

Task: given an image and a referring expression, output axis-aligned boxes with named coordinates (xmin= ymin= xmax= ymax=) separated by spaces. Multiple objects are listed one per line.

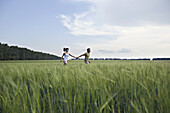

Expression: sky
xmin=0 ymin=0 xmax=170 ymax=58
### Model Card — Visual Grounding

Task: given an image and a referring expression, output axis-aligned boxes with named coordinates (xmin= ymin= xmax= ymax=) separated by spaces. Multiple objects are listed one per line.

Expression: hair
xmin=63 ymin=48 xmax=69 ymax=52
xmin=87 ymin=48 xmax=90 ymax=51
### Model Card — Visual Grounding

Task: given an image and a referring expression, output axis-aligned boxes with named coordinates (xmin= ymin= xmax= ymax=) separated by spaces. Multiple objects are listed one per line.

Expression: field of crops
xmin=0 ymin=60 xmax=169 ymax=113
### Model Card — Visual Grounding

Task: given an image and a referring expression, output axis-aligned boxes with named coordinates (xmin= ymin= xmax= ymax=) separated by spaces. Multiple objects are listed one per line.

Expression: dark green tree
xmin=0 ymin=42 xmax=60 ymax=60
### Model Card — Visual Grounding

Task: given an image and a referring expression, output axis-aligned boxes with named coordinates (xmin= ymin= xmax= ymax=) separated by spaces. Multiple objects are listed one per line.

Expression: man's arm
xmin=77 ymin=53 xmax=86 ymax=59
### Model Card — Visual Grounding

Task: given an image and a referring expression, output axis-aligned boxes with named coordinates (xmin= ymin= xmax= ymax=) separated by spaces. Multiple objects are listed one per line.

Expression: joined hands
xmin=76 ymin=57 xmax=79 ymax=59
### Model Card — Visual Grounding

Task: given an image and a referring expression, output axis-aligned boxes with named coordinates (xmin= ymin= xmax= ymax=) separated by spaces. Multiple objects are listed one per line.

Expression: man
xmin=77 ymin=48 xmax=91 ymax=64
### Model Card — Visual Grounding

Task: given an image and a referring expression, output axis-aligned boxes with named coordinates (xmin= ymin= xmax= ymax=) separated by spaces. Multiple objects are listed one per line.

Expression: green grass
xmin=0 ymin=60 xmax=169 ymax=113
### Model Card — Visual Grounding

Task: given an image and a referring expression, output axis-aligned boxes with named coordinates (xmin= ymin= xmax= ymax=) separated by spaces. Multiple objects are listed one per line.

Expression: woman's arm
xmin=69 ymin=54 xmax=76 ymax=58
xmin=61 ymin=53 xmax=65 ymax=61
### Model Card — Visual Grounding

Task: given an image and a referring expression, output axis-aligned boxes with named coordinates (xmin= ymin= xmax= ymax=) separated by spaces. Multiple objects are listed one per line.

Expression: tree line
xmin=0 ymin=43 xmax=60 ymax=60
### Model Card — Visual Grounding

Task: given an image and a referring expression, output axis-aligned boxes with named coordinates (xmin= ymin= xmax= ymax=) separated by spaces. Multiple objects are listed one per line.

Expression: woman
xmin=61 ymin=48 xmax=76 ymax=65
xmin=77 ymin=48 xmax=91 ymax=64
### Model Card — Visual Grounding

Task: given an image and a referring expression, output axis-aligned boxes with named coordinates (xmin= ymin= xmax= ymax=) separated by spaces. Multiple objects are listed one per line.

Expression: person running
xmin=77 ymin=48 xmax=91 ymax=64
xmin=61 ymin=48 xmax=76 ymax=65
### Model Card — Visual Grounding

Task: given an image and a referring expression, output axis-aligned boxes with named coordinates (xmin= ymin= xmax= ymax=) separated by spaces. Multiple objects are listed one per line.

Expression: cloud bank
xmin=57 ymin=0 xmax=170 ymax=57
xmin=98 ymin=48 xmax=131 ymax=54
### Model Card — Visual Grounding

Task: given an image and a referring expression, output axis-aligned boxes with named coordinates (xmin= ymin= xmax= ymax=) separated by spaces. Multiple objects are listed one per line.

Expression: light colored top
xmin=83 ymin=52 xmax=90 ymax=61
xmin=64 ymin=53 xmax=69 ymax=61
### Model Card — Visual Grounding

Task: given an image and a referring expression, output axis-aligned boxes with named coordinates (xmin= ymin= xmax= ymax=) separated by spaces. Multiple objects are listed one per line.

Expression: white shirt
xmin=64 ymin=53 xmax=69 ymax=61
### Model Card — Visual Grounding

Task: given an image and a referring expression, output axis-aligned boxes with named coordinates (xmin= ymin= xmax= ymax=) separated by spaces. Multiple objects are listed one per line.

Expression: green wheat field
xmin=0 ymin=60 xmax=169 ymax=113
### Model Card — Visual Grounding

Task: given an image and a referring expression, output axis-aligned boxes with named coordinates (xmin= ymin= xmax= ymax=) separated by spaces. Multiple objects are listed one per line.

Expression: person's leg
xmin=84 ymin=61 xmax=89 ymax=64
xmin=64 ymin=60 xmax=67 ymax=65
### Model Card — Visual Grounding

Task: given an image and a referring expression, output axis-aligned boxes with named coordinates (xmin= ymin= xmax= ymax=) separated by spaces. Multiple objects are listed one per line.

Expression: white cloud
xmin=73 ymin=24 xmax=170 ymax=57
xmin=71 ymin=0 xmax=170 ymax=25
xmin=58 ymin=0 xmax=170 ymax=36
xmin=98 ymin=48 xmax=131 ymax=54
xmin=57 ymin=0 xmax=170 ymax=58
xmin=58 ymin=10 xmax=121 ymax=36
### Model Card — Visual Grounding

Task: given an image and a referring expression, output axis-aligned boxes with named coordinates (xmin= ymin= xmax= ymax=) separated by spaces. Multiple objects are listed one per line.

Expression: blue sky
xmin=0 ymin=0 xmax=170 ymax=58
